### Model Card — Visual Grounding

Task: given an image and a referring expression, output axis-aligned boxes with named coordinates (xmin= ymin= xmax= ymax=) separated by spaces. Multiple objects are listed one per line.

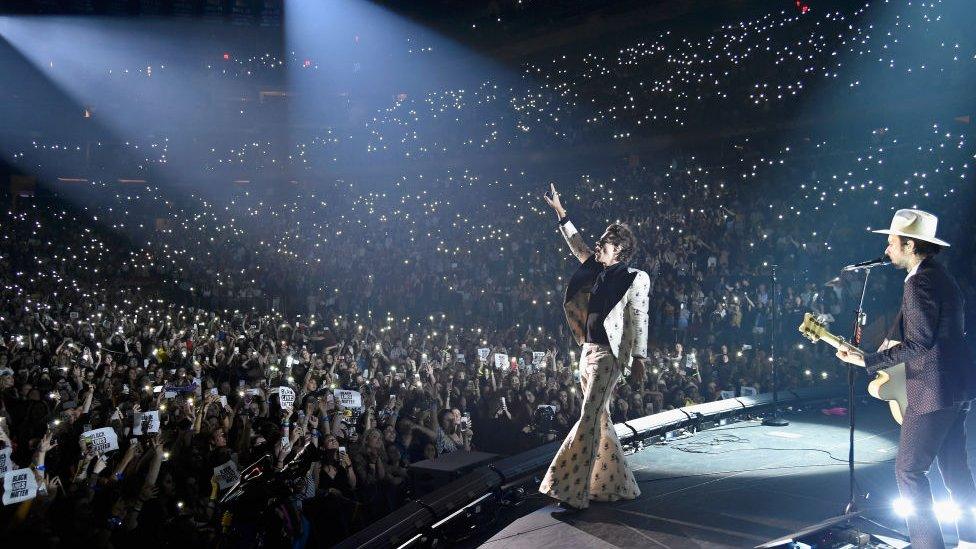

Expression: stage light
xmin=892 ymin=497 xmax=914 ymax=518
xmin=934 ymin=500 xmax=962 ymax=523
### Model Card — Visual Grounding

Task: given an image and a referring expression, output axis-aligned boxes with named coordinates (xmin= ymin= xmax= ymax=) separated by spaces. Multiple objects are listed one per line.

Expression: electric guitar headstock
xmin=798 ymin=312 xmax=850 ymax=351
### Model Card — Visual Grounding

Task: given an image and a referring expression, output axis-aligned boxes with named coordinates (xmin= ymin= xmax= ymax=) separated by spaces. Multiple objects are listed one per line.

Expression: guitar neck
xmin=816 ymin=330 xmax=850 ymax=351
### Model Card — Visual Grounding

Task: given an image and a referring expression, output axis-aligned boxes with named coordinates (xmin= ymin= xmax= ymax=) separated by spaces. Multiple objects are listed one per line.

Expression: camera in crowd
xmin=532 ymin=404 xmax=559 ymax=435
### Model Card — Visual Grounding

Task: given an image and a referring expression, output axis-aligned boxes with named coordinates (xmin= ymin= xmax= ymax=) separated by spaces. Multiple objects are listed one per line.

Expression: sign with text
xmin=477 ymin=348 xmax=490 ymax=361
xmin=213 ymin=460 xmax=240 ymax=490
xmin=3 ymin=468 xmax=38 ymax=505
xmin=532 ymin=352 xmax=546 ymax=366
xmin=146 ymin=410 xmax=160 ymax=434
xmin=133 ymin=410 xmax=161 ymax=436
xmin=0 ymin=447 xmax=14 ymax=475
xmin=81 ymin=427 xmax=119 ymax=454
xmin=335 ymin=389 xmax=363 ymax=409
xmin=493 ymin=353 xmax=509 ymax=370
xmin=278 ymin=387 xmax=296 ymax=409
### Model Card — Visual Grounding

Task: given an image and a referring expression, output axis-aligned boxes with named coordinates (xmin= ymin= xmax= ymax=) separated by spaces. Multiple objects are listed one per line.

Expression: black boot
xmin=554 ymin=501 xmax=586 ymax=514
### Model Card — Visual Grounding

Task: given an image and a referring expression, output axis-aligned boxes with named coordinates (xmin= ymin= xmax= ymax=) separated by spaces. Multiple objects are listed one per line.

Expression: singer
xmin=539 ymin=183 xmax=646 ymax=512
xmin=836 ymin=209 xmax=976 ymax=549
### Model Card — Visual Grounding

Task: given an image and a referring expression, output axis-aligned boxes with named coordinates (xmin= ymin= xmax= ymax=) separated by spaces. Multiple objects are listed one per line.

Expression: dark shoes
xmin=554 ymin=501 xmax=587 ymax=514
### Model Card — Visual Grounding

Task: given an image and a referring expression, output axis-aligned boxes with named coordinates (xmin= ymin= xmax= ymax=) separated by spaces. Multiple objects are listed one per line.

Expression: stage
xmin=472 ymin=399 xmax=971 ymax=548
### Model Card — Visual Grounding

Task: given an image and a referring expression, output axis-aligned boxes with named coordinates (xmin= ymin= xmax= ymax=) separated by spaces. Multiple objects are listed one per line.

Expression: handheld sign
xmin=335 ymin=389 xmax=363 ymax=409
xmin=0 ymin=447 xmax=14 ymax=475
xmin=133 ymin=411 xmax=160 ymax=435
xmin=144 ymin=410 xmax=160 ymax=434
xmin=477 ymin=348 xmax=490 ymax=361
xmin=3 ymin=468 xmax=38 ymax=505
xmin=278 ymin=387 xmax=296 ymax=409
xmin=532 ymin=352 xmax=546 ymax=366
xmin=81 ymin=427 xmax=119 ymax=454
xmin=213 ymin=460 xmax=240 ymax=490
xmin=493 ymin=353 xmax=509 ymax=370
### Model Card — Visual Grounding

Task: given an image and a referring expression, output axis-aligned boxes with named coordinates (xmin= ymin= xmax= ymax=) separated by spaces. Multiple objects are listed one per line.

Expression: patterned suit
xmin=539 ymin=218 xmax=647 ymax=509
xmin=865 ymin=257 xmax=976 ymax=548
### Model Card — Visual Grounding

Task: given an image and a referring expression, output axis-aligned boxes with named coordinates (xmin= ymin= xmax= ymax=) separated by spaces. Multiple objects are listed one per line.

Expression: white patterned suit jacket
xmin=558 ymin=219 xmax=649 ymax=372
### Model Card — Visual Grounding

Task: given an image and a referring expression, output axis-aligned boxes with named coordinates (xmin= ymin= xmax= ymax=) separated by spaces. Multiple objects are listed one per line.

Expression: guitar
xmin=798 ymin=313 xmax=907 ymax=425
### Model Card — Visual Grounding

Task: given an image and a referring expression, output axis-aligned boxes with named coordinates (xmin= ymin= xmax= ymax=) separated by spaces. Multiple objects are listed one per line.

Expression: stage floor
xmin=474 ymin=399 xmax=974 ymax=548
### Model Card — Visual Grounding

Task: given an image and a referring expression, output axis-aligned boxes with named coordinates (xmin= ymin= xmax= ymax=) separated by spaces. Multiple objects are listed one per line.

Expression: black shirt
xmin=559 ymin=215 xmax=640 ymax=351
xmin=586 ymin=262 xmax=630 ymax=345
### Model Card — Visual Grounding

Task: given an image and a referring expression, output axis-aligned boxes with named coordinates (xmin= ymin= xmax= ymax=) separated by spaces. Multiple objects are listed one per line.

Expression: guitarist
xmin=837 ymin=209 xmax=976 ymax=549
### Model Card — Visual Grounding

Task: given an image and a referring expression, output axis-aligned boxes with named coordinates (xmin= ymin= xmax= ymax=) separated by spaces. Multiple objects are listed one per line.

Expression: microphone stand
xmin=841 ymin=262 xmax=874 ymax=514
xmin=828 ymin=263 xmax=906 ymax=536
xmin=762 ymin=264 xmax=788 ymax=426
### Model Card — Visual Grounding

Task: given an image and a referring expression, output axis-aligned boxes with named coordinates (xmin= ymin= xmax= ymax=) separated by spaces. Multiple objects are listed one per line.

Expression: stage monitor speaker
xmin=417 ymin=467 xmax=501 ymax=518
xmin=409 ymin=450 xmax=498 ymax=495
xmin=490 ymin=440 xmax=560 ymax=483
xmin=333 ymin=501 xmax=434 ymax=549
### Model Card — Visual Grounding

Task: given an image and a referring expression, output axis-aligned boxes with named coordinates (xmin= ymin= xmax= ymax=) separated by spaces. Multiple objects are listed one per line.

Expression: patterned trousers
xmin=539 ymin=343 xmax=641 ymax=508
xmin=896 ymin=402 xmax=976 ymax=549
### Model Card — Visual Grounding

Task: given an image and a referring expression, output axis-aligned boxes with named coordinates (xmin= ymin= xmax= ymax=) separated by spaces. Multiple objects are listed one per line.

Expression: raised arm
xmin=543 ymin=182 xmax=593 ymax=263
xmin=630 ymin=270 xmax=650 ymax=360
xmin=559 ymin=217 xmax=595 ymax=264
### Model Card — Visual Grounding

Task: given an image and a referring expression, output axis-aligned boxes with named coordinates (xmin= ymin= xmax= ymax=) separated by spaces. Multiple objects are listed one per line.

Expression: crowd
xmin=1 ymin=0 xmax=974 ymax=547
xmin=1 ymin=215 xmax=833 ymax=547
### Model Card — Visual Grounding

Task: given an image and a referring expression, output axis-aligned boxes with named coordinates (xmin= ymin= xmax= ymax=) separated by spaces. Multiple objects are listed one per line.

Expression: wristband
xmin=36 ymin=464 xmax=46 ymax=472
xmin=115 ymin=472 xmax=125 ymax=481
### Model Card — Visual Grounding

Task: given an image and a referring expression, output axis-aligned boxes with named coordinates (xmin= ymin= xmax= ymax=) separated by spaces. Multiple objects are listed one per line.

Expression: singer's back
xmin=925 ymin=257 xmax=967 ymax=345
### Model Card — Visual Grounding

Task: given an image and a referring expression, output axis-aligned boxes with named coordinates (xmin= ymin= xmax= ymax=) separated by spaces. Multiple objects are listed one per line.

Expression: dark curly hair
xmin=604 ymin=223 xmax=637 ymax=263
xmin=899 ymin=235 xmax=943 ymax=258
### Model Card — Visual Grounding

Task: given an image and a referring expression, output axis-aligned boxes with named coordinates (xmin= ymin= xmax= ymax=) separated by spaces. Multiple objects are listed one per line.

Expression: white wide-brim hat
xmin=871 ymin=208 xmax=950 ymax=247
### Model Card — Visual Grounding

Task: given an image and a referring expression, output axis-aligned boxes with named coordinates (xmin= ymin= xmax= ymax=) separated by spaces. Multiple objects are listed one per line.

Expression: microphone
xmin=842 ymin=256 xmax=890 ymax=272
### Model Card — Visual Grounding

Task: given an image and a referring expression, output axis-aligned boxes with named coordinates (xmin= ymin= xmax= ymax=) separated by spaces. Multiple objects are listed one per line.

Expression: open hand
xmin=139 ymin=484 xmax=159 ymax=502
xmin=40 ymin=432 xmax=58 ymax=453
